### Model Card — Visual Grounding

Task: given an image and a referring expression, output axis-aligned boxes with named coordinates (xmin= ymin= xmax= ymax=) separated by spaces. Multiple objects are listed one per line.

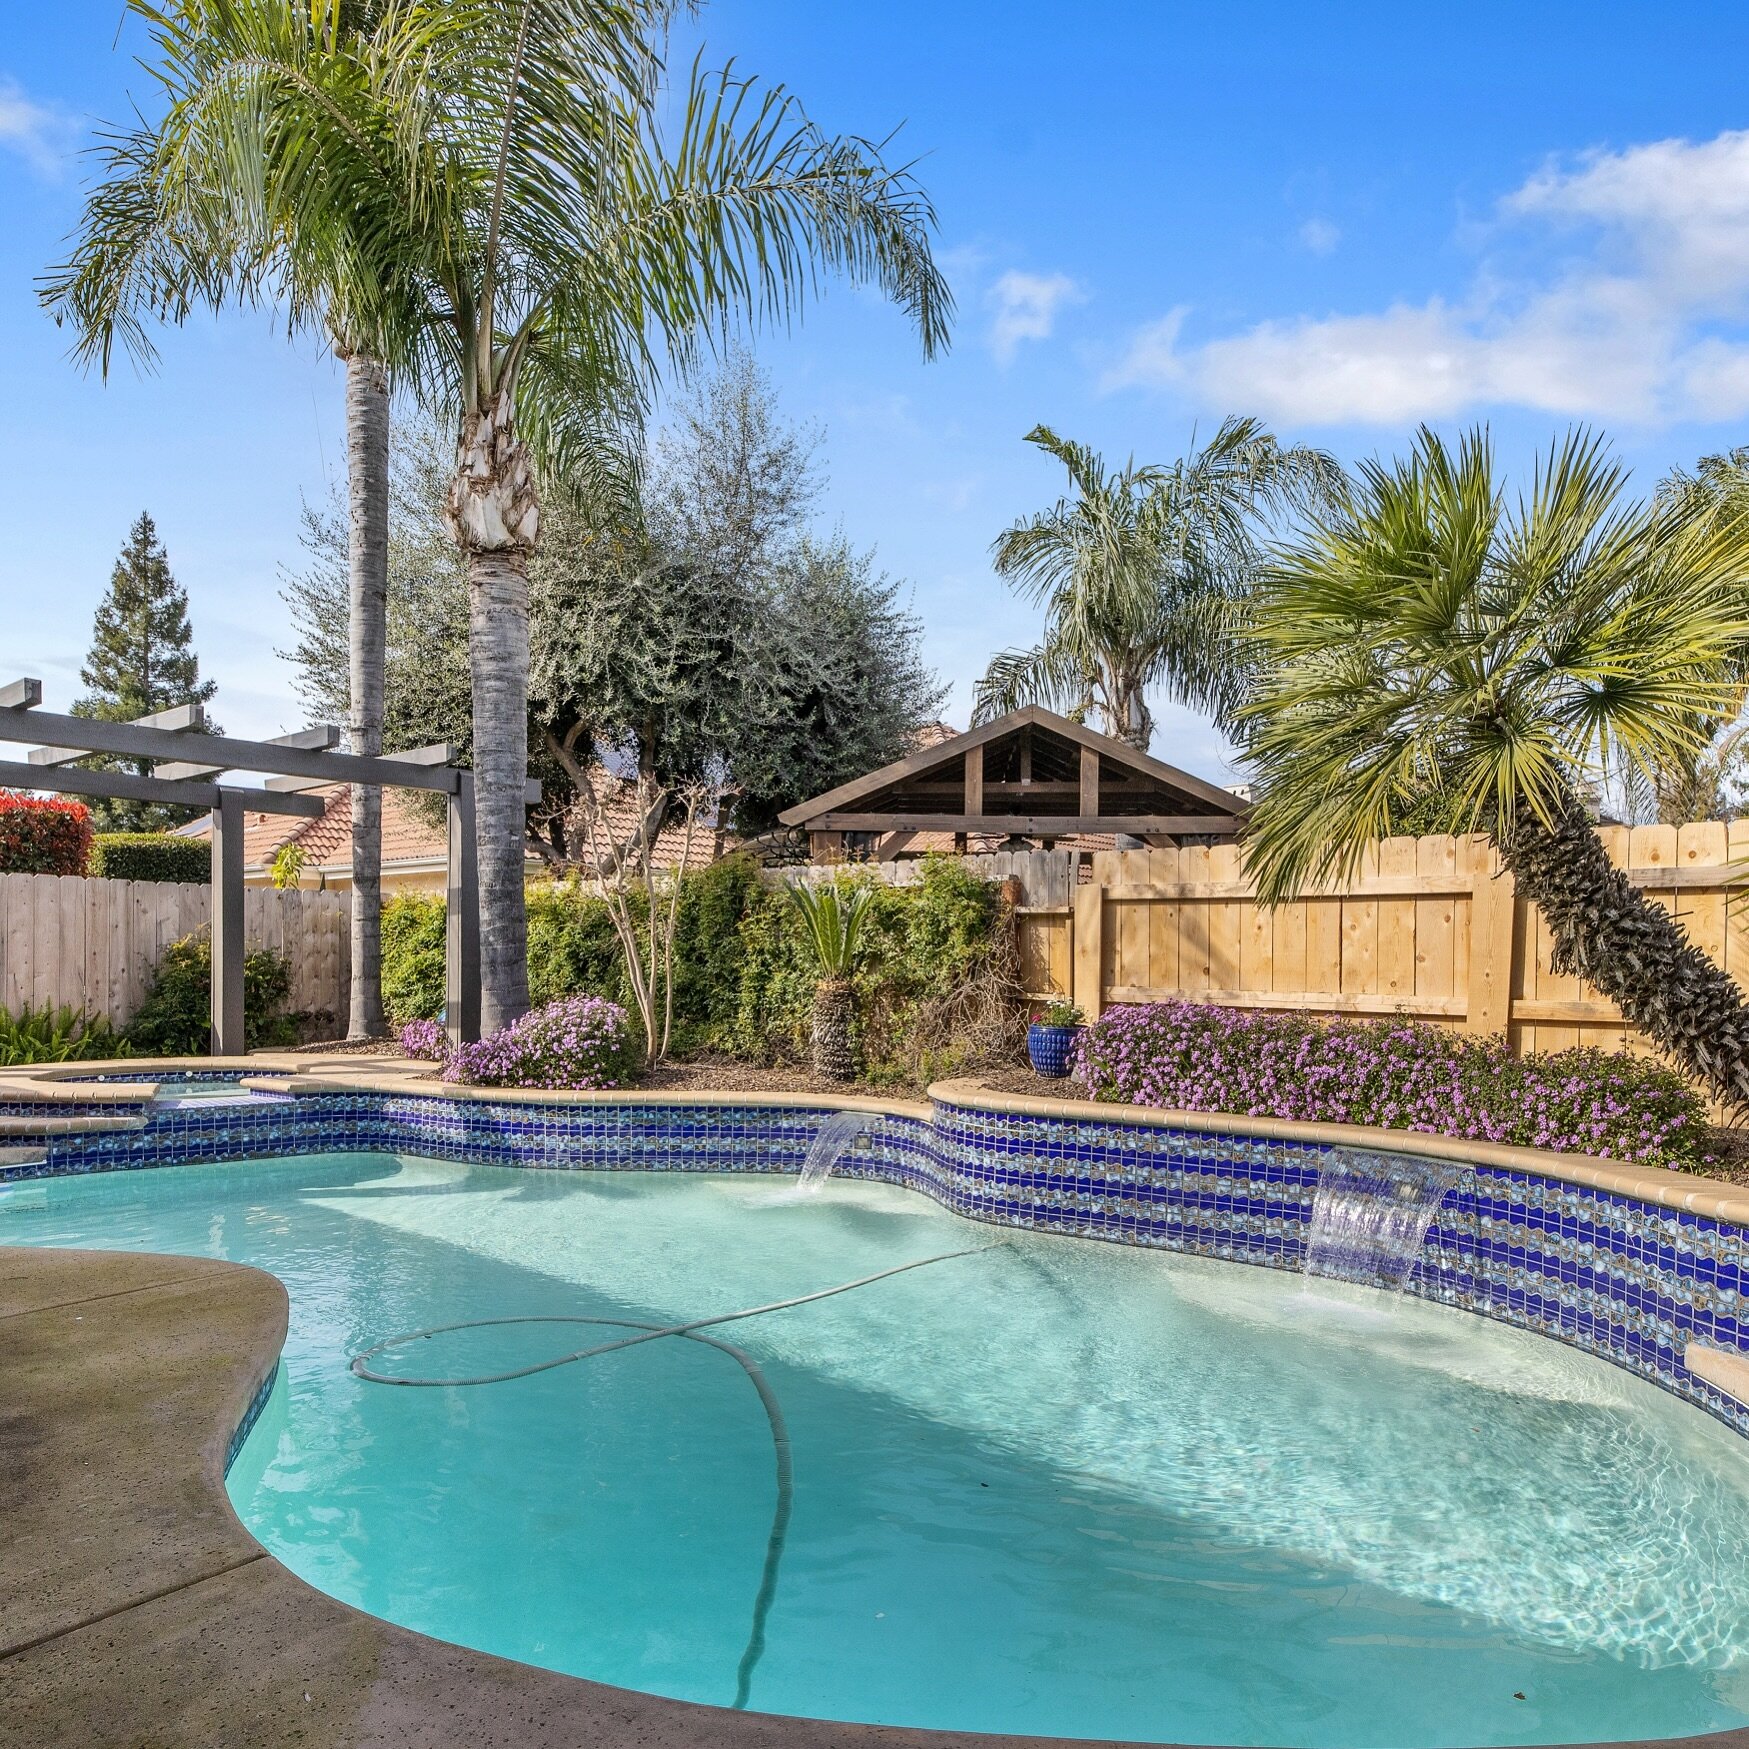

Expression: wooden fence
xmin=786 ymin=827 xmax=1749 ymax=1067
xmin=0 ymin=872 xmax=350 ymax=1033
xmin=977 ymin=827 xmax=1749 ymax=1067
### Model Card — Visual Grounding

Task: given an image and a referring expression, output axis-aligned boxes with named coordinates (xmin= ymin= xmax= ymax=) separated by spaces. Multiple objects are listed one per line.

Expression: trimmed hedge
xmin=90 ymin=832 xmax=210 ymax=884
xmin=0 ymin=792 xmax=92 ymax=875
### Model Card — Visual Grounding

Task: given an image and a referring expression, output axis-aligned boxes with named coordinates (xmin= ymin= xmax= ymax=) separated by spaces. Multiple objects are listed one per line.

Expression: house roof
xmin=181 ymin=785 xmax=449 ymax=871
xmin=777 ymin=705 xmax=1248 ymax=838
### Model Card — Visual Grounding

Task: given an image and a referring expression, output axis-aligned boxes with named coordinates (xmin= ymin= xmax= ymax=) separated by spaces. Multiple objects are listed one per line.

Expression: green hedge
xmin=90 ymin=833 xmax=210 ymax=884
xmin=380 ymin=854 xmax=1014 ymax=1080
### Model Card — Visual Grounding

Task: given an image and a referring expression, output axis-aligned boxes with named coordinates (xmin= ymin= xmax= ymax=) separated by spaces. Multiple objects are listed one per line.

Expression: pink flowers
xmin=1075 ymin=1002 xmax=1712 ymax=1167
xmin=398 ymin=1018 xmax=450 ymax=1063
xmin=442 ymin=995 xmax=639 ymax=1091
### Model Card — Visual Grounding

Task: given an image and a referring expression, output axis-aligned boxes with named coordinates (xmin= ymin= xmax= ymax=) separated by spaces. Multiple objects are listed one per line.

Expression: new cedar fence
xmin=982 ymin=827 xmax=1749 ymax=1065
xmin=0 ymin=872 xmax=349 ymax=1034
xmin=792 ymin=826 xmax=1749 ymax=1068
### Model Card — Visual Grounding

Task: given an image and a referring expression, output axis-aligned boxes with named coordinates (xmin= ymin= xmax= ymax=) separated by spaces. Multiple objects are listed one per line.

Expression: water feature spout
xmin=1303 ymin=1148 xmax=1468 ymax=1292
xmin=794 ymin=1111 xmax=882 ymax=1194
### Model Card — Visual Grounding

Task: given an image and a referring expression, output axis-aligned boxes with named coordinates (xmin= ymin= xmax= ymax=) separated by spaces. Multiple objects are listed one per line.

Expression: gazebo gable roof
xmin=777 ymin=706 xmax=1246 ymax=828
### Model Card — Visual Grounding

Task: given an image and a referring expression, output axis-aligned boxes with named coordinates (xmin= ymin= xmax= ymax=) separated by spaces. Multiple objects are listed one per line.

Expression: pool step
xmin=0 ymin=1113 xmax=148 ymax=1139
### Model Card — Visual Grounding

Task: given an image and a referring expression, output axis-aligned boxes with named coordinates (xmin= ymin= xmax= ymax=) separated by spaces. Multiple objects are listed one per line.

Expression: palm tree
xmin=41 ymin=0 xmax=451 ymax=1038
xmin=975 ymin=419 xmax=1339 ymax=749
xmin=1240 ymin=426 xmax=1749 ymax=1108
xmin=406 ymin=1 xmax=951 ymax=1030
xmin=789 ymin=882 xmax=874 ymax=1081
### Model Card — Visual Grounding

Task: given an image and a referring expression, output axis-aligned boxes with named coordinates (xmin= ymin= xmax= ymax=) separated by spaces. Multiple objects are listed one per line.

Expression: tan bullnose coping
xmin=6 ymin=1088 xmax=1749 ymax=1746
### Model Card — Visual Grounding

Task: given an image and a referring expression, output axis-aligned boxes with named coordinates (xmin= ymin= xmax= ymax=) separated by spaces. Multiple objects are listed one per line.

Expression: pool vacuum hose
xmin=349 ymin=1243 xmax=1000 ymax=1709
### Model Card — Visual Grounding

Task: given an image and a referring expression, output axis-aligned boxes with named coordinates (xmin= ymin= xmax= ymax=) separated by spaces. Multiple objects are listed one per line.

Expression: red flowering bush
xmin=0 ymin=792 xmax=93 ymax=875
xmin=1075 ymin=1001 xmax=1714 ymax=1168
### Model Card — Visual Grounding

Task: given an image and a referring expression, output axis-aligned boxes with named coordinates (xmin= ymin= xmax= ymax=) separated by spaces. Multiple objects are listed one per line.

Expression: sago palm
xmin=42 ymin=0 xmax=456 ymax=1038
xmin=789 ymin=882 xmax=875 ymax=1082
xmin=975 ymin=419 xmax=1339 ymax=748
xmin=1240 ymin=426 xmax=1749 ymax=1107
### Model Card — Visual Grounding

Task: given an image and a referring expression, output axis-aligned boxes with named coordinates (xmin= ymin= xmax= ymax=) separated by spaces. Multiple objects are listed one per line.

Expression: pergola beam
xmin=28 ymin=700 xmax=208 ymax=768
xmin=158 ymin=723 xmax=341 ymax=781
xmin=0 ymin=759 xmax=324 ymax=817
xmin=1 ymin=699 xmax=461 ymax=794
xmin=808 ymin=811 xmax=1245 ymax=836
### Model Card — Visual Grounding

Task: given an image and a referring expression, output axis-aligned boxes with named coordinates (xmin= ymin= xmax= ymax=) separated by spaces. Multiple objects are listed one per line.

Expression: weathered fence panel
xmin=0 ymin=873 xmax=349 ymax=1033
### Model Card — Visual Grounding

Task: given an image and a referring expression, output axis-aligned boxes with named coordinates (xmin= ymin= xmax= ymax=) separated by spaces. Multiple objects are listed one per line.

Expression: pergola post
xmin=210 ymin=789 xmax=246 ymax=1055
xmin=446 ymin=773 xmax=481 ymax=1047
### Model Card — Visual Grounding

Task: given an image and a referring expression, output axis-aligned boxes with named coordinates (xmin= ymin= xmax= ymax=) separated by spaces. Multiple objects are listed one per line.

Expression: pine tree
xmin=71 ymin=513 xmax=218 ymax=831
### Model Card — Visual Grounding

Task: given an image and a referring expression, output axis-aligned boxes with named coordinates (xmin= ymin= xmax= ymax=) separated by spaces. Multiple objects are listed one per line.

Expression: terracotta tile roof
xmin=569 ymin=781 xmax=734 ymax=874
xmin=182 ymin=785 xmax=447 ymax=872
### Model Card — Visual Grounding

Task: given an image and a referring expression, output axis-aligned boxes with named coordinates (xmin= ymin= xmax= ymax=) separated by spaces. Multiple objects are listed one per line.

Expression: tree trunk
xmin=812 ymin=976 xmax=858 ymax=1082
xmin=1497 ymin=788 xmax=1749 ymax=1109
xmin=343 ymin=352 xmax=390 ymax=1040
xmin=1109 ymin=678 xmax=1153 ymax=751
xmin=448 ymin=388 xmax=541 ymax=1034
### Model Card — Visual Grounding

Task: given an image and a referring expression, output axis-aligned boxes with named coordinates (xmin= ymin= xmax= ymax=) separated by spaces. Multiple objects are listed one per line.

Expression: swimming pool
xmin=6 ymin=1149 xmax=1749 ymax=1747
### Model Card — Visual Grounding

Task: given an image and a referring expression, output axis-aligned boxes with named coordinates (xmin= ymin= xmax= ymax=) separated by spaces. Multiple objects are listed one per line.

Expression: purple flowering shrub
xmin=399 ymin=1018 xmax=450 ymax=1062
xmin=1074 ymin=1002 xmax=1713 ymax=1167
xmin=442 ymin=994 xmax=640 ymax=1091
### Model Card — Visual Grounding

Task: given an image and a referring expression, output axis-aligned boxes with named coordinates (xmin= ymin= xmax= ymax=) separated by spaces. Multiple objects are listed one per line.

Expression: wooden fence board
xmin=0 ymin=872 xmax=348 ymax=1034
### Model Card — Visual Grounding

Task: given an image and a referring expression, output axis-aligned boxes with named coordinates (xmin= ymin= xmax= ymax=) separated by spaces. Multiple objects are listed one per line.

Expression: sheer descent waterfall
xmin=795 ymin=1111 xmax=882 ymax=1193
xmin=1303 ymin=1149 xmax=1468 ymax=1291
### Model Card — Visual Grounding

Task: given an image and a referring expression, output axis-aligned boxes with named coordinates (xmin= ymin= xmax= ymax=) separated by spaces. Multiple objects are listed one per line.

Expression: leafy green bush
xmin=381 ymin=894 xmax=447 ymax=1024
xmin=89 ymin=833 xmax=210 ymax=884
xmin=122 ymin=931 xmax=299 ymax=1055
xmin=0 ymin=1002 xmax=126 ymax=1066
xmin=377 ymin=853 xmax=1016 ymax=1081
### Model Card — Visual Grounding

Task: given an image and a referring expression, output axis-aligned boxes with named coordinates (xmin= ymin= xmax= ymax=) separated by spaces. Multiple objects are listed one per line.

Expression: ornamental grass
xmin=1075 ymin=1001 xmax=1713 ymax=1168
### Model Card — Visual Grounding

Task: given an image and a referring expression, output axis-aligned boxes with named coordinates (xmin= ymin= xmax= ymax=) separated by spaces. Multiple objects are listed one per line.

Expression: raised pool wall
xmin=4 ymin=1068 xmax=1747 ymax=1441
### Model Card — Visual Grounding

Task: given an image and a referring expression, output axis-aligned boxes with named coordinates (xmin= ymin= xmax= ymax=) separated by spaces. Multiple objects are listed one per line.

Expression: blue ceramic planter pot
xmin=1027 ymin=1023 xmax=1081 ymax=1078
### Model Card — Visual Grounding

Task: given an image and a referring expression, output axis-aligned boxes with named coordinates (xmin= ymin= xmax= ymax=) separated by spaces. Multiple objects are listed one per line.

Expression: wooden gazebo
xmin=779 ymin=706 xmax=1247 ymax=862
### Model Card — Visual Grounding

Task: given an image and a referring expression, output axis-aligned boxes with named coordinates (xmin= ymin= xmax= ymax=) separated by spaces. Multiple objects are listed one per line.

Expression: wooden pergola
xmin=0 ymin=679 xmax=534 ymax=1053
xmin=779 ymin=706 xmax=1248 ymax=861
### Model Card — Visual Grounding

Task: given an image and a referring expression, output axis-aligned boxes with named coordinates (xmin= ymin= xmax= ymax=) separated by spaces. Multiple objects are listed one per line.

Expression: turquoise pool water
xmin=7 ymin=1152 xmax=1749 ymax=1747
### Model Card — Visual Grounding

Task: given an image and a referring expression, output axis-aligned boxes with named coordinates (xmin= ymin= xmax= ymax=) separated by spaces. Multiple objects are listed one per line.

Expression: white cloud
xmin=1107 ymin=130 xmax=1749 ymax=427
xmin=1298 ymin=217 xmax=1341 ymax=256
xmin=0 ymin=78 xmax=75 ymax=177
xmin=987 ymin=270 xmax=1086 ymax=363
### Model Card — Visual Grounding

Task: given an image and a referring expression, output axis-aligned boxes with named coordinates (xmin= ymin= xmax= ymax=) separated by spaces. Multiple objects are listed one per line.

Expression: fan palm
xmin=788 ymin=882 xmax=874 ymax=1081
xmin=41 ymin=0 xmax=457 ymax=1039
xmin=1240 ymin=425 xmax=1749 ymax=1107
xmin=975 ymin=419 xmax=1339 ymax=749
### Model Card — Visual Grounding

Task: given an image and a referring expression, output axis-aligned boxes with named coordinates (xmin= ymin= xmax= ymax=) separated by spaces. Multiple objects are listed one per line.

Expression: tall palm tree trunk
xmin=343 ymin=351 xmax=389 ymax=1039
xmin=1110 ymin=679 xmax=1152 ymax=751
xmin=1497 ymin=787 xmax=1749 ymax=1108
xmin=450 ymin=389 xmax=539 ymax=1032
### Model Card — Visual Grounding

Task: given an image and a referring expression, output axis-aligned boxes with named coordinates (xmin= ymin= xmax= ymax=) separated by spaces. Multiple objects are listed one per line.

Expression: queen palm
xmin=975 ymin=419 xmax=1339 ymax=749
xmin=407 ymin=1 xmax=950 ymax=1029
xmin=42 ymin=0 xmax=456 ymax=1038
xmin=1240 ymin=426 xmax=1749 ymax=1107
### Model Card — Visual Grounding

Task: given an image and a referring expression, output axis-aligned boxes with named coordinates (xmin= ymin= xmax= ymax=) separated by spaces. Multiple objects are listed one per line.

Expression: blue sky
xmin=5 ymin=2 xmax=1749 ymax=784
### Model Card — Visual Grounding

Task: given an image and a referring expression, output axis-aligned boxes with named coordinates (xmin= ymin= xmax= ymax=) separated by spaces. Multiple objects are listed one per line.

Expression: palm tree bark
xmin=450 ymin=390 xmax=539 ymax=1032
xmin=1498 ymin=789 xmax=1749 ymax=1108
xmin=1110 ymin=680 xmax=1153 ymax=751
xmin=343 ymin=351 xmax=389 ymax=1039
xmin=812 ymin=976 xmax=858 ymax=1081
